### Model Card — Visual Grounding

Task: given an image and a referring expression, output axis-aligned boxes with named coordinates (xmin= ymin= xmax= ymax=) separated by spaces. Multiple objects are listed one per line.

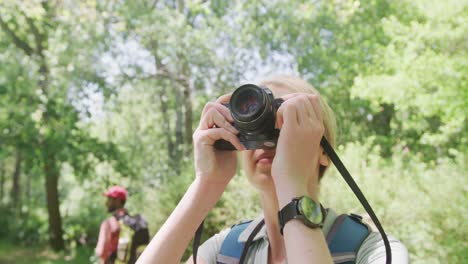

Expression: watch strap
xmin=278 ymin=197 xmax=325 ymax=235
xmin=278 ymin=199 xmax=299 ymax=235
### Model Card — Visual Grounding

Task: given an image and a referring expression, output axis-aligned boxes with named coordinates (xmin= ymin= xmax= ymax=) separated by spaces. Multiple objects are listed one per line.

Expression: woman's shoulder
xmin=357 ymin=232 xmax=409 ymax=264
xmin=197 ymin=217 xmax=265 ymax=264
xmin=197 ymin=227 xmax=232 ymax=264
xmin=324 ymin=208 xmax=409 ymax=263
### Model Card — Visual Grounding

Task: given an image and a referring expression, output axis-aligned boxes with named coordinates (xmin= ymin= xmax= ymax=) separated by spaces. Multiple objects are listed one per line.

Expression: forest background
xmin=0 ymin=0 xmax=466 ymax=263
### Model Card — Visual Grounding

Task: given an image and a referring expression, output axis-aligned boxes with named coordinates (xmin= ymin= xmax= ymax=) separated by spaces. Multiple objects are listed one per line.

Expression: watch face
xmin=298 ymin=196 xmax=323 ymax=225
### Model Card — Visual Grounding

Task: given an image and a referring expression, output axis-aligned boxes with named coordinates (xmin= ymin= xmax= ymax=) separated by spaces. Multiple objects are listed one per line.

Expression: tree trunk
xmin=176 ymin=50 xmax=193 ymax=158
xmin=25 ymin=170 xmax=31 ymax=204
xmin=0 ymin=162 xmax=5 ymax=203
xmin=11 ymin=149 xmax=22 ymax=210
xmin=176 ymin=0 xmax=185 ymax=12
xmin=39 ymin=57 xmax=65 ymax=251
xmin=43 ymin=148 xmax=64 ymax=251
xmin=158 ymin=85 xmax=175 ymax=160
xmin=171 ymin=83 xmax=183 ymax=176
xmin=182 ymin=79 xmax=193 ymax=158
xmin=372 ymin=103 xmax=395 ymax=136
xmin=174 ymin=84 xmax=184 ymax=150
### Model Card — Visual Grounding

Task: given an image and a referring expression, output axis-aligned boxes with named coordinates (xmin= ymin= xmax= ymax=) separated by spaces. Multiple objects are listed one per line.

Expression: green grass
xmin=0 ymin=240 xmax=95 ymax=264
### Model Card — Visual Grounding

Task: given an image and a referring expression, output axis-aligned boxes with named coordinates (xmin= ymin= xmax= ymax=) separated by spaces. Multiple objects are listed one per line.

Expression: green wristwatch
xmin=278 ymin=196 xmax=325 ymax=235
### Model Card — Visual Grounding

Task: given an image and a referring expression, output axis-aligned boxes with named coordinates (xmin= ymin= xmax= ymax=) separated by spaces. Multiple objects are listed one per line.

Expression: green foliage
xmin=351 ymin=0 xmax=468 ymax=159
xmin=0 ymin=240 xmax=95 ymax=264
xmin=0 ymin=0 xmax=130 ymax=249
xmin=0 ymin=205 xmax=48 ymax=244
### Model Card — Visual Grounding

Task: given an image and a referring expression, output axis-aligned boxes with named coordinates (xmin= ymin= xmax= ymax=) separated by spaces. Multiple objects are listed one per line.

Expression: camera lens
xmin=231 ymin=86 xmax=264 ymax=121
xmin=230 ymin=84 xmax=274 ymax=133
xmin=238 ymin=92 xmax=261 ymax=115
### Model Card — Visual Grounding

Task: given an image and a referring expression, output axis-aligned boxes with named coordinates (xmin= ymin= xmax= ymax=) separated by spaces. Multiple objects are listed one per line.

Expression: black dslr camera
xmin=214 ymin=84 xmax=283 ymax=150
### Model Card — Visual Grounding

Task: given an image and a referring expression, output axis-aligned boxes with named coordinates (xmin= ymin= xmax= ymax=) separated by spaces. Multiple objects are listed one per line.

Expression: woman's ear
xmin=319 ymin=147 xmax=330 ymax=167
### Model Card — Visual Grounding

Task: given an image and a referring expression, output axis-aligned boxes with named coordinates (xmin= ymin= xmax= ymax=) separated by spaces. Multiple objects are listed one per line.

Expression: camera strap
xmin=320 ymin=137 xmax=391 ymax=264
xmin=192 ymin=137 xmax=391 ymax=264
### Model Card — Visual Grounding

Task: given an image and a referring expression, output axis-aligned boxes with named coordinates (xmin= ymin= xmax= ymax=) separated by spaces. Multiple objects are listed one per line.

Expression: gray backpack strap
xmin=217 ymin=221 xmax=252 ymax=264
xmin=326 ymin=214 xmax=372 ymax=264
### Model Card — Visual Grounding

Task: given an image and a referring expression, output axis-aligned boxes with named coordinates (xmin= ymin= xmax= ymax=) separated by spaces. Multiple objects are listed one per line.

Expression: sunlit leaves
xmin=351 ymin=0 xmax=467 ymax=154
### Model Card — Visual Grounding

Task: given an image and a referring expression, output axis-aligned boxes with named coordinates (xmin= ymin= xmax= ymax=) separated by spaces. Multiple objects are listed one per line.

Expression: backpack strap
xmin=113 ymin=208 xmax=129 ymax=221
xmin=216 ymin=221 xmax=252 ymax=264
xmin=217 ymin=214 xmax=371 ymax=264
xmin=326 ymin=214 xmax=372 ymax=264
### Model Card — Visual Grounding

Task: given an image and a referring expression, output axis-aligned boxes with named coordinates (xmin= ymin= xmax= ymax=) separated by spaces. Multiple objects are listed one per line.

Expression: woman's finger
xmin=294 ymin=96 xmax=313 ymax=126
xmin=199 ymin=108 xmax=238 ymax=134
xmin=281 ymin=93 xmax=322 ymax=122
xmin=197 ymin=128 xmax=246 ymax=151
xmin=307 ymin=94 xmax=323 ymax=123
xmin=201 ymin=102 xmax=234 ymax=123
xmin=303 ymin=95 xmax=315 ymax=117
xmin=276 ymin=93 xmax=300 ymax=128
xmin=215 ymin=94 xmax=234 ymax=122
xmin=276 ymin=100 xmax=299 ymax=129
xmin=216 ymin=93 xmax=232 ymax=104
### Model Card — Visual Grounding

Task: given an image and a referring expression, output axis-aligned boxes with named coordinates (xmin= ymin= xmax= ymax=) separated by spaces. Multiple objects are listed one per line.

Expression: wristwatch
xmin=278 ymin=196 xmax=325 ymax=235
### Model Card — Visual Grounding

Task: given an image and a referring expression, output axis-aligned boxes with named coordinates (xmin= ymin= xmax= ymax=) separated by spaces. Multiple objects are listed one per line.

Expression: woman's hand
xmin=193 ymin=94 xmax=246 ymax=186
xmin=272 ymin=93 xmax=324 ymax=206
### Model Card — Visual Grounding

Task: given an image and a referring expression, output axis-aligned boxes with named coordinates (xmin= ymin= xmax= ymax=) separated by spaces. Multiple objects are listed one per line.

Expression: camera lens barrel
xmin=230 ymin=84 xmax=276 ymax=134
xmin=230 ymin=84 xmax=265 ymax=122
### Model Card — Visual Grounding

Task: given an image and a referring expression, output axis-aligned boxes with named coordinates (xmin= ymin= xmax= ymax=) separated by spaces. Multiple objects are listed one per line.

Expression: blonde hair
xmin=258 ymin=75 xmax=337 ymax=179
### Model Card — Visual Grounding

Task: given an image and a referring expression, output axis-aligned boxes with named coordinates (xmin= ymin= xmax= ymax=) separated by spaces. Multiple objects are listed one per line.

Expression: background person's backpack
xmin=114 ymin=213 xmax=150 ymax=264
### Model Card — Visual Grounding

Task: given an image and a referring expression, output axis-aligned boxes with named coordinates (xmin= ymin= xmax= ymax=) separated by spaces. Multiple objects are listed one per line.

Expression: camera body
xmin=214 ymin=84 xmax=283 ymax=150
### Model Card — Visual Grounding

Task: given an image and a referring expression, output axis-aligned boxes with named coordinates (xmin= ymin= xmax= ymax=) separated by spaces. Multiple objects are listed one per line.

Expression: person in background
xmin=95 ymin=186 xmax=128 ymax=264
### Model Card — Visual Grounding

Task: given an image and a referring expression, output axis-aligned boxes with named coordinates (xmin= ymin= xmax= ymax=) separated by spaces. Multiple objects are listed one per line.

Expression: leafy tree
xmin=92 ymin=0 xmax=259 ymax=184
xmin=351 ymin=0 xmax=467 ymax=158
xmin=0 ymin=0 xmax=128 ymax=250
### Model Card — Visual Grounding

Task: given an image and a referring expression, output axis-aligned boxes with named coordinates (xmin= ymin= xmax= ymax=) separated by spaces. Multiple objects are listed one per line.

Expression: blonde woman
xmin=137 ymin=75 xmax=408 ymax=264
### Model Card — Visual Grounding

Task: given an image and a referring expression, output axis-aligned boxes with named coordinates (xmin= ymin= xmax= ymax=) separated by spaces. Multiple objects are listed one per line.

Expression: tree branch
xmin=0 ymin=15 xmax=34 ymax=56
xmin=153 ymin=0 xmax=161 ymax=9
xmin=21 ymin=10 xmax=45 ymax=57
